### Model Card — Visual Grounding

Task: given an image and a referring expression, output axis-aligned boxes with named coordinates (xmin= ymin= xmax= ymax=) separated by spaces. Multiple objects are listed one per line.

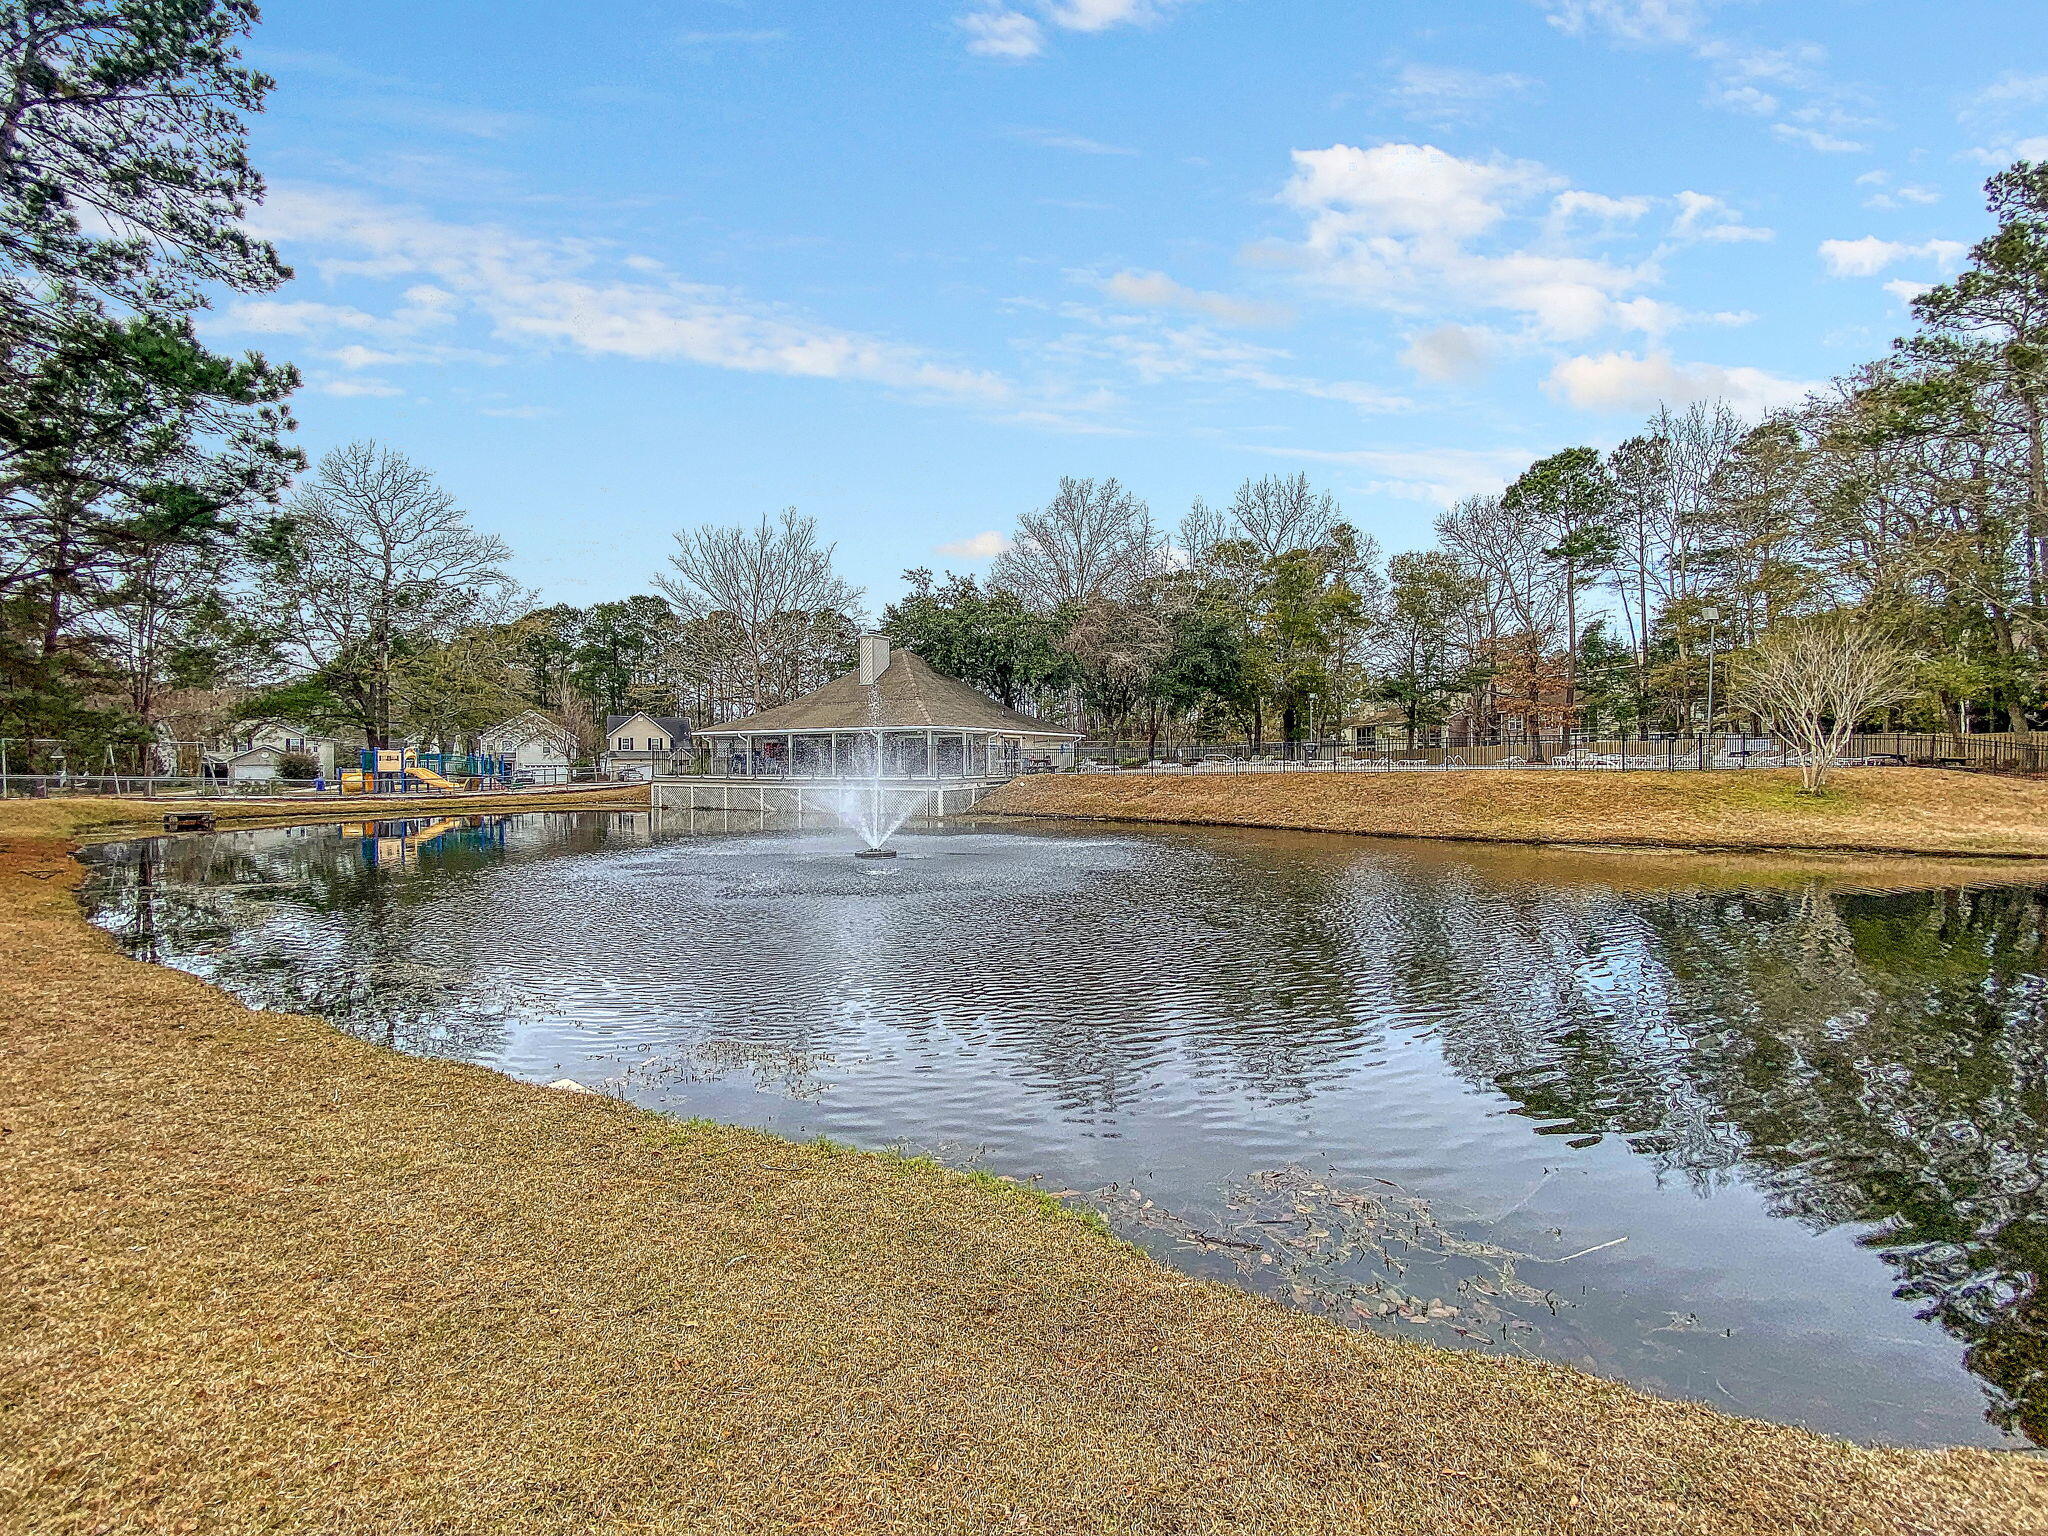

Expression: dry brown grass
xmin=979 ymin=767 xmax=2048 ymax=858
xmin=2 ymin=807 xmax=2045 ymax=1535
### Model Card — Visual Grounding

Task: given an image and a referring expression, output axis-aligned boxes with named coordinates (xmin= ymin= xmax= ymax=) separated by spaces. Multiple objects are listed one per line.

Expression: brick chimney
xmin=857 ymin=633 xmax=891 ymax=686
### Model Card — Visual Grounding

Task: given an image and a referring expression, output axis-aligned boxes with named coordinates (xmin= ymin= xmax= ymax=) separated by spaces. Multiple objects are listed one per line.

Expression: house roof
xmin=697 ymin=650 xmax=1078 ymax=739
xmin=604 ymin=713 xmax=691 ymax=740
xmin=1343 ymin=705 xmax=1409 ymax=729
xmin=481 ymin=708 xmax=577 ymax=746
xmin=234 ymin=720 xmax=347 ymax=743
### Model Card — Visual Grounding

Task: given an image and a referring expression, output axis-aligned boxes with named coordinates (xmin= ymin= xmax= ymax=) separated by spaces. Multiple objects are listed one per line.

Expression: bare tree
xmin=1437 ymin=491 xmax=1567 ymax=741
xmin=254 ymin=441 xmax=520 ymax=747
xmin=1177 ymin=495 xmax=1231 ymax=569
xmin=989 ymin=476 xmax=1159 ymax=610
xmin=1228 ymin=472 xmax=1341 ymax=559
xmin=1733 ymin=617 xmax=1916 ymax=791
xmin=655 ymin=508 xmax=862 ymax=715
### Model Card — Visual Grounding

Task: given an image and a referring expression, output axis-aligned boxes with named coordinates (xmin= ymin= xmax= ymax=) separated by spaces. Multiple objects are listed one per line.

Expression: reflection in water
xmin=78 ymin=812 xmax=2048 ymax=1451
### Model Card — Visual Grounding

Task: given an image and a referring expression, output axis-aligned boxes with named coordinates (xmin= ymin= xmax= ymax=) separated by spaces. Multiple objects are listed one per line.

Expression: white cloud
xmin=321 ymin=340 xmax=504 ymax=369
xmin=315 ymin=377 xmax=403 ymax=398
xmin=674 ymin=29 xmax=788 ymax=46
xmin=1970 ymin=72 xmax=2048 ymax=111
xmin=960 ymin=8 xmax=1045 ymax=57
xmin=214 ymin=287 xmax=464 ymax=362
xmin=1540 ymin=3 xmax=1877 ymax=155
xmin=1670 ymin=191 xmax=1772 ymax=243
xmin=1094 ymin=268 xmax=1292 ymax=327
xmin=1539 ymin=1 xmax=1706 ymax=45
xmin=1551 ymin=190 xmax=1653 ymax=225
xmin=1388 ymin=63 xmax=1539 ymax=126
xmin=1882 ymin=279 xmax=1933 ymax=305
xmin=1280 ymin=142 xmax=1559 ymax=241
xmin=1856 ymin=172 xmax=1940 ymax=211
xmin=1036 ymin=309 xmax=1407 ymax=413
xmin=1248 ymin=443 xmax=1537 ymax=504
xmin=1400 ymin=324 xmax=1491 ymax=383
xmin=1960 ymin=74 xmax=2048 ymax=167
xmin=1817 ymin=236 xmax=1968 ymax=277
xmin=934 ymin=530 xmax=1016 ymax=559
xmin=247 ymin=185 xmax=1013 ymax=404
xmin=218 ymin=298 xmax=386 ymax=334
xmin=958 ymin=0 xmax=1188 ymax=59
xmin=1969 ymin=134 xmax=2048 ymax=167
xmin=1770 ymin=122 xmax=1864 ymax=154
xmin=1867 ymin=186 xmax=1940 ymax=210
xmin=1265 ymin=143 xmax=1705 ymax=342
xmin=1011 ymin=126 xmax=1137 ymax=156
xmin=328 ymin=343 xmax=409 ymax=369
xmin=1545 ymin=350 xmax=1814 ymax=414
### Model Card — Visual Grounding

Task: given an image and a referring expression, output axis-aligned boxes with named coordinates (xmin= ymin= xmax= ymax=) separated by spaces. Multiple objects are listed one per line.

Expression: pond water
xmin=77 ymin=810 xmax=2048 ymax=1452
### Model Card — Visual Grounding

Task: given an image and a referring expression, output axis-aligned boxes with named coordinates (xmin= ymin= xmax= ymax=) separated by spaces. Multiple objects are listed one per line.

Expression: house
xmin=602 ymin=713 xmax=692 ymax=780
xmin=694 ymin=634 xmax=1079 ymax=778
xmin=1335 ymin=705 xmax=1412 ymax=750
xmin=477 ymin=709 xmax=579 ymax=780
xmin=206 ymin=722 xmax=353 ymax=784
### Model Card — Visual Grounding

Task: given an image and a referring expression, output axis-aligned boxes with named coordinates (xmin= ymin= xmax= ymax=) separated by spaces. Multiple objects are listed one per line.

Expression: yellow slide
xmin=404 ymin=764 xmax=461 ymax=791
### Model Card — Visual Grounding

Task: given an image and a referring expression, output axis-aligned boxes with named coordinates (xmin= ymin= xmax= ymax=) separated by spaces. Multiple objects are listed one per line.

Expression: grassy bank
xmin=3 ymin=811 xmax=2045 ymax=1534
xmin=2 ymin=781 xmax=651 ymax=842
xmin=977 ymin=767 xmax=2048 ymax=858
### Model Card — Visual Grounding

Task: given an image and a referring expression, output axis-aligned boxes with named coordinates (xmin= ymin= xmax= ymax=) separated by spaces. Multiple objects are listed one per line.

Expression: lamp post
xmin=1701 ymin=604 xmax=1723 ymax=767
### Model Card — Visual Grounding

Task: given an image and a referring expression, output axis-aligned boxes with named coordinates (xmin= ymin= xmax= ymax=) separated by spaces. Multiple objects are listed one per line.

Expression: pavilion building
xmin=691 ymin=635 xmax=1078 ymax=780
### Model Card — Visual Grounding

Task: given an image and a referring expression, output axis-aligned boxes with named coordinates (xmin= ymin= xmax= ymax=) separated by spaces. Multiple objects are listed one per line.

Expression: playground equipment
xmin=345 ymin=748 xmax=515 ymax=794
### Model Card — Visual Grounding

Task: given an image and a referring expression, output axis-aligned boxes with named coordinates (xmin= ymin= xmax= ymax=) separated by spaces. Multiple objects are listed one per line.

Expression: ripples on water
xmin=78 ymin=809 xmax=2048 ymax=1452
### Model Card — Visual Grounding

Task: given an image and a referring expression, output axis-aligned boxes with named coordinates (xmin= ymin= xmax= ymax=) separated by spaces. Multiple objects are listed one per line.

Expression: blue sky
xmin=221 ymin=0 xmax=2048 ymax=611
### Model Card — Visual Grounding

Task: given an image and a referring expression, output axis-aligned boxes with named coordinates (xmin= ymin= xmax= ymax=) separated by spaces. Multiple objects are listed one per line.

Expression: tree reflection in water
xmin=77 ymin=816 xmax=2048 ymax=1446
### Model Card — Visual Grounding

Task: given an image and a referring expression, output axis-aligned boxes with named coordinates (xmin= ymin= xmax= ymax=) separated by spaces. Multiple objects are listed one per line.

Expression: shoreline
xmin=6 ymin=803 xmax=2047 ymax=1533
xmin=975 ymin=766 xmax=2048 ymax=860
xmin=6 ymin=782 xmax=652 ymax=842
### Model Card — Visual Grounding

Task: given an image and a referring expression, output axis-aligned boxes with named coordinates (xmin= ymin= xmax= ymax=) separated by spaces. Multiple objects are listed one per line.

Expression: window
xmin=648 ymin=736 xmax=666 ymax=751
xmin=617 ymin=737 xmax=636 ymax=752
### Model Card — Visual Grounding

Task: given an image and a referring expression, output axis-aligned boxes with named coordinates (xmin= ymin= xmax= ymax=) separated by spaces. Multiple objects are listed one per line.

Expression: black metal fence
xmin=1073 ymin=731 xmax=2048 ymax=776
xmin=1846 ymin=733 xmax=2048 ymax=773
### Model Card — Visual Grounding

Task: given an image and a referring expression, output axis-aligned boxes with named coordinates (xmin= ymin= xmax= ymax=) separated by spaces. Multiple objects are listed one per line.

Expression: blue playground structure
xmin=353 ymin=748 xmax=517 ymax=794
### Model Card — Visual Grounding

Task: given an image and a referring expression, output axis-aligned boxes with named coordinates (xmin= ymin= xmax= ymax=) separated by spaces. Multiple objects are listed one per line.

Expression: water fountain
xmin=681 ymin=633 xmax=1081 ymax=855
xmin=831 ymin=728 xmax=921 ymax=858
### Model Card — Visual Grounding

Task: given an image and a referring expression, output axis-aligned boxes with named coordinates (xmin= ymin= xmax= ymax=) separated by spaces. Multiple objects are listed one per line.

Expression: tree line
xmin=4 ymin=7 xmax=2044 ymax=772
xmin=896 ymin=162 xmax=2048 ymax=758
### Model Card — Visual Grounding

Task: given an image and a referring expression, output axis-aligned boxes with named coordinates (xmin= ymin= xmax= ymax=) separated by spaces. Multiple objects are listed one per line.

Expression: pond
xmin=77 ymin=809 xmax=2048 ymax=1452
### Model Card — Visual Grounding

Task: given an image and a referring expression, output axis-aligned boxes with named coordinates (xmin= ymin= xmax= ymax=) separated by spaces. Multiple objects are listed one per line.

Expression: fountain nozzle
xmin=855 ymin=847 xmax=898 ymax=859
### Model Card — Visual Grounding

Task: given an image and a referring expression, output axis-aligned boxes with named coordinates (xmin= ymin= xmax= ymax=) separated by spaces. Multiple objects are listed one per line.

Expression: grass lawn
xmin=978 ymin=767 xmax=2048 ymax=858
xmin=3 ymin=798 xmax=2045 ymax=1534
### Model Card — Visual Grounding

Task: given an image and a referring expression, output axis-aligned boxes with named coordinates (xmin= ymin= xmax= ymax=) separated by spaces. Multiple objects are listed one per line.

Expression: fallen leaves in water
xmin=613 ymin=1037 xmax=836 ymax=1100
xmin=1091 ymin=1164 xmax=1582 ymax=1349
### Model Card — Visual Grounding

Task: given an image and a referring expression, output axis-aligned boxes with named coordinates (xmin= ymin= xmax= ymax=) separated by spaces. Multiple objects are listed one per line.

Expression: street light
xmin=1700 ymin=605 xmax=1724 ymax=759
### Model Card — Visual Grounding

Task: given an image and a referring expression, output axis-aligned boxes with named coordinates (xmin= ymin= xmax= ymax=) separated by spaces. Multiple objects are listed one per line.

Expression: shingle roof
xmin=604 ymin=714 xmax=692 ymax=741
xmin=697 ymin=650 xmax=1076 ymax=738
xmin=482 ymin=708 xmax=577 ymax=746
